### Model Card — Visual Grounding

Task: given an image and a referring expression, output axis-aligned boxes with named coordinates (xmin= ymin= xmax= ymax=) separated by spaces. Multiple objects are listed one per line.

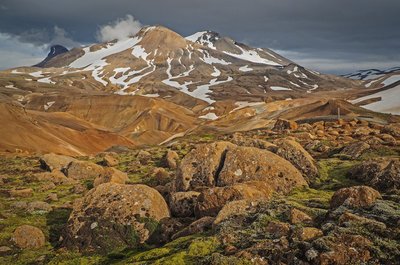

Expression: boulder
xmin=32 ymin=170 xmax=74 ymax=185
xmin=382 ymin=124 xmax=400 ymax=137
xmin=272 ymin=139 xmax=319 ymax=183
xmin=148 ymin=217 xmax=185 ymax=244
xmin=93 ymin=167 xmax=128 ymax=187
xmin=294 ymin=227 xmax=323 ymax=241
xmin=39 ymin=153 xmax=76 ymax=171
xmin=339 ymin=141 xmax=370 ymax=159
xmin=273 ymin=119 xmax=298 ymax=131
xmin=137 ymin=150 xmax=152 ymax=165
xmin=265 ymin=221 xmax=291 ymax=239
xmin=380 ymin=134 xmax=397 ymax=146
xmin=101 ymin=153 xmax=119 ymax=167
xmin=63 ymin=160 xmax=105 ymax=180
xmin=171 ymin=216 xmax=215 ymax=240
xmin=289 ymin=208 xmax=313 ymax=225
xmin=318 ymin=234 xmax=372 ymax=265
xmin=214 ymin=200 xmax=252 ymax=225
xmin=64 ymin=183 xmax=169 ymax=253
xmin=12 ymin=225 xmax=45 ymax=249
xmin=176 ymin=141 xmax=235 ymax=191
xmin=195 ymin=181 xmax=273 ymax=217
xmin=216 ymin=146 xmax=307 ymax=192
xmin=349 ymin=158 xmax=400 ymax=192
xmin=151 ymin=167 xmax=170 ymax=185
xmin=330 ymin=186 xmax=381 ymax=209
xmin=169 ymin=191 xmax=200 ymax=217
xmin=0 ymin=246 xmax=12 ymax=256
xmin=165 ymin=150 xmax=179 ymax=169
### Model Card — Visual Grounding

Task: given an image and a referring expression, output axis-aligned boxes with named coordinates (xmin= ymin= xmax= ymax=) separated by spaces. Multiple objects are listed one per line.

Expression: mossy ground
xmin=1 ymin=130 xmax=399 ymax=264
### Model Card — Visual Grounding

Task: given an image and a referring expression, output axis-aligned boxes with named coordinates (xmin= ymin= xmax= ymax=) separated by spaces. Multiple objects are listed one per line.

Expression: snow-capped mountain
xmin=34 ymin=45 xmax=69 ymax=68
xmin=343 ymin=67 xmax=400 ymax=80
xmin=10 ymin=25 xmax=360 ymax=105
xmin=185 ymin=30 xmax=291 ymax=66
xmin=350 ymin=68 xmax=400 ymax=114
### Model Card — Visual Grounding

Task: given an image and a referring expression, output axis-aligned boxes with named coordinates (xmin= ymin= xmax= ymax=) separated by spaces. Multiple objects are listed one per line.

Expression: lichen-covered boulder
xmin=273 ymin=119 xmax=298 ymax=131
xmin=12 ymin=225 xmax=45 ymax=249
xmin=330 ymin=186 xmax=381 ymax=209
xmin=39 ymin=153 xmax=76 ymax=171
xmin=165 ymin=150 xmax=179 ymax=169
xmin=169 ymin=191 xmax=200 ymax=217
xmin=195 ymin=181 xmax=274 ymax=218
xmin=272 ymin=139 xmax=319 ymax=183
xmin=62 ymin=160 xmax=105 ymax=180
xmin=64 ymin=183 xmax=169 ymax=253
xmin=339 ymin=141 xmax=370 ymax=159
xmin=350 ymin=158 xmax=400 ymax=193
xmin=216 ymin=146 xmax=307 ymax=192
xmin=176 ymin=141 xmax=235 ymax=191
xmin=93 ymin=167 xmax=128 ymax=187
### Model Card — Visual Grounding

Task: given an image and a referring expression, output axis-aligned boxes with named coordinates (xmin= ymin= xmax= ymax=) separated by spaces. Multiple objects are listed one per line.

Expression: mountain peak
xmin=34 ymin=45 xmax=68 ymax=67
xmin=138 ymin=25 xmax=187 ymax=51
xmin=186 ymin=31 xmax=222 ymax=49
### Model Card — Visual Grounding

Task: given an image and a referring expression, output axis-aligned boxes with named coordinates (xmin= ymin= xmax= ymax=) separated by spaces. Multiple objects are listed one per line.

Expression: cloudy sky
xmin=0 ymin=0 xmax=399 ymax=74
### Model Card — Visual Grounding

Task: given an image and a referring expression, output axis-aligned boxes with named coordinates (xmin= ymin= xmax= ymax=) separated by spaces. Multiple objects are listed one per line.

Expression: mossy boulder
xmin=64 ymin=183 xmax=170 ymax=253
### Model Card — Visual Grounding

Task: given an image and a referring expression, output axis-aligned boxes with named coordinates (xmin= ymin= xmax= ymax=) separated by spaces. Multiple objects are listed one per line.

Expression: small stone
xmin=289 ymin=208 xmax=313 ymax=224
xmin=296 ymin=227 xmax=323 ymax=241
xmin=101 ymin=154 xmax=119 ymax=167
xmin=12 ymin=225 xmax=45 ymax=249
xmin=46 ymin=193 xmax=58 ymax=202
xmin=165 ymin=150 xmax=179 ymax=169
xmin=305 ymin=248 xmax=319 ymax=261
xmin=0 ymin=246 xmax=12 ymax=256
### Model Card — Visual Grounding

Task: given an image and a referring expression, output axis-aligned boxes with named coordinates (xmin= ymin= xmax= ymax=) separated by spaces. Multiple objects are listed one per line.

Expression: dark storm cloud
xmin=0 ymin=0 xmax=399 ymax=73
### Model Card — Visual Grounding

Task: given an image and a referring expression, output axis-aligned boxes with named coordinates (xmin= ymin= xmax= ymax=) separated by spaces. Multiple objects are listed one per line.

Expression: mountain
xmin=18 ymin=26 xmax=361 ymax=105
xmin=185 ymin=30 xmax=292 ymax=66
xmin=0 ymin=25 xmax=396 ymax=155
xmin=343 ymin=66 xmax=400 ymax=80
xmin=34 ymin=45 xmax=69 ymax=67
xmin=350 ymin=68 xmax=400 ymax=114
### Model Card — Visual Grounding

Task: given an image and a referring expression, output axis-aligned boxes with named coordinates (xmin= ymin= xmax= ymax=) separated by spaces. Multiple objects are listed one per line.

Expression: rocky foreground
xmin=1 ymin=119 xmax=400 ymax=264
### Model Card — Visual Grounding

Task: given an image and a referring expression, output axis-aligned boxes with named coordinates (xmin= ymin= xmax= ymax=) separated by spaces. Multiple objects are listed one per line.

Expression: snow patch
xmin=231 ymin=101 xmax=265 ymax=113
xmin=201 ymin=50 xmax=231 ymax=65
xmin=199 ymin=112 xmax=219 ymax=120
xmin=270 ymin=86 xmax=292 ymax=91
xmin=351 ymin=84 xmax=400 ymax=115
xmin=382 ymin=75 xmax=400 ymax=86
xmin=239 ymin=65 xmax=253 ymax=72
xmin=38 ymin=77 xmax=55 ymax=84
xmin=70 ymin=37 xmax=141 ymax=68
xmin=44 ymin=101 xmax=55 ymax=111
xmin=224 ymin=45 xmax=281 ymax=66
xmin=29 ymin=71 xmax=44 ymax=78
xmin=211 ymin=66 xmax=221 ymax=77
xmin=5 ymin=84 xmax=18 ymax=90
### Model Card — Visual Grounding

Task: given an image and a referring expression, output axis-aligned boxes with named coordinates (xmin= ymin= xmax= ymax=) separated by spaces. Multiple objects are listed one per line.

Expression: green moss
xmin=47 ymin=252 xmax=103 ymax=265
xmin=115 ymin=235 xmax=219 ymax=265
xmin=187 ymin=237 xmax=220 ymax=257
xmin=359 ymin=146 xmax=400 ymax=160
xmin=315 ymin=158 xmax=360 ymax=190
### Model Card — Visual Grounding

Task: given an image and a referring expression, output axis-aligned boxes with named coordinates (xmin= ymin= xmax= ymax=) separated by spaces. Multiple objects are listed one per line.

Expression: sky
xmin=0 ymin=0 xmax=399 ymax=74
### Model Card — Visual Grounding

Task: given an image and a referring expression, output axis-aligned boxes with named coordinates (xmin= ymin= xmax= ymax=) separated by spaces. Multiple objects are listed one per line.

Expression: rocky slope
xmin=1 ymin=118 xmax=400 ymax=264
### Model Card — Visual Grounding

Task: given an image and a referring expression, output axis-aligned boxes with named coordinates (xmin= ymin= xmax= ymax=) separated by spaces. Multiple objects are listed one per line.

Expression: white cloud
xmin=51 ymin=26 xmax=81 ymax=48
xmin=96 ymin=14 xmax=143 ymax=42
xmin=0 ymin=33 xmax=46 ymax=70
